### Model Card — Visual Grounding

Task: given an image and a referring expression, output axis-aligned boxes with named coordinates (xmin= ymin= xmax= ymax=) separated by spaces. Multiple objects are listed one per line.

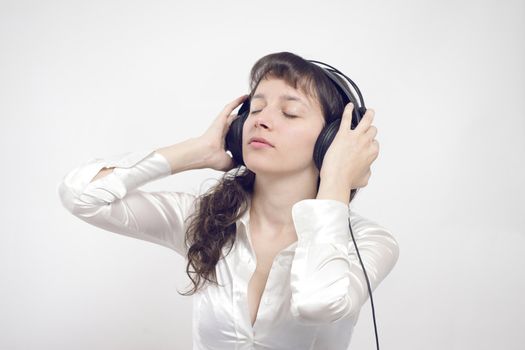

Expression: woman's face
xmin=242 ymin=77 xmax=325 ymax=177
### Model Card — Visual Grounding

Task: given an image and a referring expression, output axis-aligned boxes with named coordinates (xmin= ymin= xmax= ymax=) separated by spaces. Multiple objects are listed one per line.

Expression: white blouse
xmin=57 ymin=149 xmax=400 ymax=350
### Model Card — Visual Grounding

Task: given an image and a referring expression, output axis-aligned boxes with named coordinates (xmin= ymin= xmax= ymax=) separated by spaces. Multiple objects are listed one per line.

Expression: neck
xmin=249 ymin=169 xmax=318 ymax=236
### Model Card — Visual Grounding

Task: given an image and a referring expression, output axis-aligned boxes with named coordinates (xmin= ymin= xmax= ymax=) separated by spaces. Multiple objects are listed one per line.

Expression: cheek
xmin=286 ymin=127 xmax=321 ymax=151
xmin=242 ymin=122 xmax=251 ymax=143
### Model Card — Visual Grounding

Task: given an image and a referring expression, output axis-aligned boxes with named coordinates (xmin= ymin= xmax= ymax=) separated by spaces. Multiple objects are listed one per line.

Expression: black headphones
xmin=225 ymin=59 xmax=381 ymax=350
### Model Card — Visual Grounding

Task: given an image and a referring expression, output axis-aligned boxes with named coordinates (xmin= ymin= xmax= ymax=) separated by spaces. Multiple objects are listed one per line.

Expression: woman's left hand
xmin=319 ymin=103 xmax=379 ymax=190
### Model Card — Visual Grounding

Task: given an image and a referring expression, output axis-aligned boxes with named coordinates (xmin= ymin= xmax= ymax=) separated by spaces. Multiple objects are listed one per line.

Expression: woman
xmin=58 ymin=51 xmax=399 ymax=349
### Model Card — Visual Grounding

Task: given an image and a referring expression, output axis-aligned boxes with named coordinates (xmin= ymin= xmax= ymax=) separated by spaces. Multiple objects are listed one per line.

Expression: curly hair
xmin=177 ymin=51 xmax=360 ymax=296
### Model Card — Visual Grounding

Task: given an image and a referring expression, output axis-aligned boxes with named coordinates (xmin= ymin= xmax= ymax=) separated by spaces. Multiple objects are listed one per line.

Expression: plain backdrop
xmin=1 ymin=0 xmax=524 ymax=349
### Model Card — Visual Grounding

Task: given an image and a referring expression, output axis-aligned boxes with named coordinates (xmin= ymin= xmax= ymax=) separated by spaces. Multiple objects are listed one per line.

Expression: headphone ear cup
xmin=225 ymin=99 xmax=250 ymax=167
xmin=313 ymin=106 xmax=366 ymax=171
xmin=313 ymin=119 xmax=340 ymax=171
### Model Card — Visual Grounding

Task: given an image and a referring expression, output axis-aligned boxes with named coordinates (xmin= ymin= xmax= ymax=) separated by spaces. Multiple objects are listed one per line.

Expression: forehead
xmin=252 ymin=78 xmax=314 ymax=109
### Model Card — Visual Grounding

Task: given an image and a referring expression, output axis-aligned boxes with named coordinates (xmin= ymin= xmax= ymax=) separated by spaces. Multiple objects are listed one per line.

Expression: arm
xmin=57 ymin=137 xmax=211 ymax=257
xmin=289 ymin=198 xmax=400 ymax=325
xmin=87 ymin=136 xmax=211 ymax=182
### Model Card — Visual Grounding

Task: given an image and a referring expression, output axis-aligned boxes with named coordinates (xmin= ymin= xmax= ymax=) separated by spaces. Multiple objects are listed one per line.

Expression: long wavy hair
xmin=178 ymin=51 xmax=360 ymax=296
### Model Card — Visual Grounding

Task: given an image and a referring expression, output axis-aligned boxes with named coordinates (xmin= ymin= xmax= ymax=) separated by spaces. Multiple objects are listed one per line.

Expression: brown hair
xmin=178 ymin=51 xmax=360 ymax=296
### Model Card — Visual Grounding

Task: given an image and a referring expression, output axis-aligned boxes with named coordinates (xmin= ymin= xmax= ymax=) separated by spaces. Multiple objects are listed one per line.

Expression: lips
xmin=249 ymin=137 xmax=274 ymax=147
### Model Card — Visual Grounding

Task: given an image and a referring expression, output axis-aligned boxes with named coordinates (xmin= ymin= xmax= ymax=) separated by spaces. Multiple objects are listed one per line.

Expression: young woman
xmin=58 ymin=51 xmax=399 ymax=349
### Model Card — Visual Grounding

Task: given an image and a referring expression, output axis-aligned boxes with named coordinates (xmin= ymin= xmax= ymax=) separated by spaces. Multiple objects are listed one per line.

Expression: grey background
xmin=1 ymin=0 xmax=524 ymax=349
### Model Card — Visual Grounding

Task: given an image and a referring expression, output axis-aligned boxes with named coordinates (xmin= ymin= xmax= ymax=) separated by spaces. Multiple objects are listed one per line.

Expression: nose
xmin=254 ymin=117 xmax=268 ymax=129
xmin=252 ymin=109 xmax=273 ymax=129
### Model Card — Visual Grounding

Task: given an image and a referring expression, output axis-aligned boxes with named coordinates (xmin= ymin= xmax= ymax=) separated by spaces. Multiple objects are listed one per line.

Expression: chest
xmin=246 ymin=227 xmax=297 ymax=326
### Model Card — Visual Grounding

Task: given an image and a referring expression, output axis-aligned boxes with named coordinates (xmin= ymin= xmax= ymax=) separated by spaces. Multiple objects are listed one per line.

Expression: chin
xmin=244 ymin=158 xmax=281 ymax=174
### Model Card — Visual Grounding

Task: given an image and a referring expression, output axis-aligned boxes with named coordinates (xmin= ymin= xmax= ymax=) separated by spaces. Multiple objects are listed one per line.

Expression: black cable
xmin=348 ymin=216 xmax=379 ymax=350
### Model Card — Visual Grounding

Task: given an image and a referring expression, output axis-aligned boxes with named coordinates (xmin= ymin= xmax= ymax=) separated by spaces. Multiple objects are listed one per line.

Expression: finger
xmin=226 ymin=94 xmax=249 ymax=109
xmin=220 ymin=94 xmax=249 ymax=120
xmin=365 ymin=125 xmax=377 ymax=140
xmin=373 ymin=139 xmax=380 ymax=151
xmin=227 ymin=113 xmax=240 ymax=126
xmin=355 ymin=108 xmax=375 ymax=134
xmin=340 ymin=102 xmax=354 ymax=131
xmin=371 ymin=139 xmax=380 ymax=159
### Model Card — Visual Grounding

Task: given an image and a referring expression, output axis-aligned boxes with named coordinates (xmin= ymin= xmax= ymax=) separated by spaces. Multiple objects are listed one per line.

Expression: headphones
xmin=225 ymin=59 xmax=381 ymax=350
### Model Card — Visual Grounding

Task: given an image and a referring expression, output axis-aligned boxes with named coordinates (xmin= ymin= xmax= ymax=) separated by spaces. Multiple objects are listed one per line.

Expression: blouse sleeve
xmin=57 ymin=149 xmax=197 ymax=258
xmin=289 ymin=199 xmax=400 ymax=325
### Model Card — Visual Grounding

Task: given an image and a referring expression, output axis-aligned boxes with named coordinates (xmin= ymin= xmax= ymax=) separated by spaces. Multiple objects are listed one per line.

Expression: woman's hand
xmin=319 ymin=103 xmax=379 ymax=190
xmin=196 ymin=94 xmax=249 ymax=172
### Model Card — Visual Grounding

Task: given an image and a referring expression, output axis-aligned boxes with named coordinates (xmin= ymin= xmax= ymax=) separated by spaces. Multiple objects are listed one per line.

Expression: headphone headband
xmin=307 ymin=59 xmax=366 ymax=110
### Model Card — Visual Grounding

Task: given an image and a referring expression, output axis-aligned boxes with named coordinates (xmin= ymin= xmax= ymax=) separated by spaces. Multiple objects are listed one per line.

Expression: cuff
xmin=291 ymin=199 xmax=350 ymax=247
xmin=78 ymin=150 xmax=171 ymax=204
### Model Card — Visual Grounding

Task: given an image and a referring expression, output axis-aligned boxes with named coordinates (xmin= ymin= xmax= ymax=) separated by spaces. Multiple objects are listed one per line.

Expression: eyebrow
xmin=251 ymin=93 xmax=309 ymax=108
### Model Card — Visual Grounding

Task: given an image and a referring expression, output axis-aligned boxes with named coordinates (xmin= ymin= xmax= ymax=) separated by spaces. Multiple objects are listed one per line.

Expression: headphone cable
xmin=349 ymin=216 xmax=380 ymax=350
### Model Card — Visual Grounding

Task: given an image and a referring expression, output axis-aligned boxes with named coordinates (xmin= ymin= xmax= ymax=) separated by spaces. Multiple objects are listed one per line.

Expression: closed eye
xmin=250 ymin=110 xmax=298 ymax=118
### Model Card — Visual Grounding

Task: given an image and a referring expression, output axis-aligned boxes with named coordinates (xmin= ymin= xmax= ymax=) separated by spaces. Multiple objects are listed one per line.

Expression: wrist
xmin=316 ymin=179 xmax=351 ymax=205
xmin=155 ymin=137 xmax=212 ymax=174
xmin=319 ymin=171 xmax=353 ymax=189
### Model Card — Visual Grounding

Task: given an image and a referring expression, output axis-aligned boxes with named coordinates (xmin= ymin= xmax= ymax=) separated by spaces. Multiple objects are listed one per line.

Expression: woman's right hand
xmin=197 ymin=94 xmax=249 ymax=172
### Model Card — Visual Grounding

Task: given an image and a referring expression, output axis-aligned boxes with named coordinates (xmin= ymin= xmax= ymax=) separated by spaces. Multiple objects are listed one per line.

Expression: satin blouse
xmin=57 ymin=148 xmax=400 ymax=350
